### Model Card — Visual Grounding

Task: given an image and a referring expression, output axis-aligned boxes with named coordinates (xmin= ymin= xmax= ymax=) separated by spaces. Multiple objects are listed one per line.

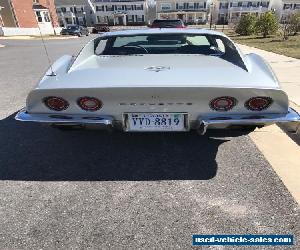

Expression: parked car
xmin=92 ymin=24 xmax=110 ymax=33
xmin=61 ymin=25 xmax=89 ymax=37
xmin=16 ymin=29 xmax=300 ymax=133
xmin=150 ymin=19 xmax=186 ymax=28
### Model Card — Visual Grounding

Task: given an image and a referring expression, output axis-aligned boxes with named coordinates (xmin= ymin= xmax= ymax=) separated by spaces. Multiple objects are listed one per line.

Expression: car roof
xmin=101 ymin=28 xmax=227 ymax=38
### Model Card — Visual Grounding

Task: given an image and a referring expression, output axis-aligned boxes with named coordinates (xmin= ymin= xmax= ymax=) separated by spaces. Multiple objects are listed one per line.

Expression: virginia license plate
xmin=126 ymin=113 xmax=186 ymax=131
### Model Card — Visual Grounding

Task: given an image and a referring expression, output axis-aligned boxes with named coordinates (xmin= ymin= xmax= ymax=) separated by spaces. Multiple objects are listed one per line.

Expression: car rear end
xmin=16 ymin=85 xmax=300 ymax=133
xmin=15 ymin=30 xmax=300 ymax=133
xmin=150 ymin=19 xmax=186 ymax=28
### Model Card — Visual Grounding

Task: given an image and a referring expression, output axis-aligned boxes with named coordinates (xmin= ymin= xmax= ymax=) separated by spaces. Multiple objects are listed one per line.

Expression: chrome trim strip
xmin=15 ymin=109 xmax=113 ymax=125
xmin=198 ymin=108 xmax=300 ymax=135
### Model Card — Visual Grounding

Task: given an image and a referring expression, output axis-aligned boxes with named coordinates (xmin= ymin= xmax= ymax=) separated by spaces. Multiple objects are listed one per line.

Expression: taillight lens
xmin=43 ymin=96 xmax=69 ymax=111
xmin=78 ymin=97 xmax=102 ymax=111
xmin=245 ymin=97 xmax=273 ymax=111
xmin=209 ymin=96 xmax=237 ymax=111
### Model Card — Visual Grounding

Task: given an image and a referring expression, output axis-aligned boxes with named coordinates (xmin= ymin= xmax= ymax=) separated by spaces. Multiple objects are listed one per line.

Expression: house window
xmin=136 ymin=15 xmax=144 ymax=22
xmin=61 ymin=7 xmax=66 ymax=13
xmin=43 ymin=12 xmax=50 ymax=22
xmin=128 ymin=15 xmax=134 ymax=22
xmin=96 ymin=6 xmax=104 ymax=11
xmin=115 ymin=5 xmax=122 ymax=11
xmin=177 ymin=3 xmax=184 ymax=9
xmin=136 ymin=4 xmax=143 ymax=10
xmin=126 ymin=5 xmax=132 ymax=10
xmin=295 ymin=4 xmax=300 ymax=9
xmin=283 ymin=4 xmax=292 ymax=9
xmin=35 ymin=11 xmax=43 ymax=22
xmin=188 ymin=3 xmax=194 ymax=9
xmin=161 ymin=3 xmax=171 ymax=10
xmin=219 ymin=2 xmax=228 ymax=9
xmin=106 ymin=5 xmax=114 ymax=11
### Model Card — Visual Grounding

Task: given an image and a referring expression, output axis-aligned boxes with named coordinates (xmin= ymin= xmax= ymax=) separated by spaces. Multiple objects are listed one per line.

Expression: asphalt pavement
xmin=0 ymin=35 xmax=299 ymax=249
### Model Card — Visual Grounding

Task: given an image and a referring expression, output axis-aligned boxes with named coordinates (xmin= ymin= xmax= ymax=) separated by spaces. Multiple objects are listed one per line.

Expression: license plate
xmin=125 ymin=113 xmax=187 ymax=131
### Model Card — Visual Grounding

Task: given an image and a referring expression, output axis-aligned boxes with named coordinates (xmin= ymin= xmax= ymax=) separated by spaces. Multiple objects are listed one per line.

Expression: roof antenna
xmin=35 ymin=13 xmax=56 ymax=76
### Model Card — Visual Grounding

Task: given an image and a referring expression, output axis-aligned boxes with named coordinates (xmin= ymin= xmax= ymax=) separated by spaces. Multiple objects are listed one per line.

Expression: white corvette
xmin=16 ymin=29 xmax=299 ymax=134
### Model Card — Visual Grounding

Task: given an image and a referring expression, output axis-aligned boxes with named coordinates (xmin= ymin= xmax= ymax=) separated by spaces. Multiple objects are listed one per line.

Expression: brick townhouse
xmin=0 ymin=0 xmax=59 ymax=29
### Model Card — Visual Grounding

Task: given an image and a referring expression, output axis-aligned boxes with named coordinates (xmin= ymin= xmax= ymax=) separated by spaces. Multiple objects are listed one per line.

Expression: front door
xmin=118 ymin=16 xmax=124 ymax=25
xmin=35 ymin=10 xmax=54 ymax=34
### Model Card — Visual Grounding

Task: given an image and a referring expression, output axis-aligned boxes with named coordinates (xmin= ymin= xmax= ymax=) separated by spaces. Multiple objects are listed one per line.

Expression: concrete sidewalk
xmin=238 ymin=44 xmax=300 ymax=107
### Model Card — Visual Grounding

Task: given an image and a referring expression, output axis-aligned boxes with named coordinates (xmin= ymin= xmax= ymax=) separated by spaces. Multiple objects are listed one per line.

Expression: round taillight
xmin=43 ymin=96 xmax=69 ymax=111
xmin=78 ymin=97 xmax=102 ymax=111
xmin=209 ymin=96 xmax=237 ymax=111
xmin=245 ymin=97 xmax=273 ymax=111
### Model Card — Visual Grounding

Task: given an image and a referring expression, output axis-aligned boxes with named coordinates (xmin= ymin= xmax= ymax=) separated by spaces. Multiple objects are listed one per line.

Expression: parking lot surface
xmin=0 ymin=35 xmax=299 ymax=249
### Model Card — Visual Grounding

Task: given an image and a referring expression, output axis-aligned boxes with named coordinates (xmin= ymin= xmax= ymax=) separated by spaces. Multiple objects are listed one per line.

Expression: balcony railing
xmin=57 ymin=10 xmax=85 ymax=16
xmin=229 ymin=6 xmax=269 ymax=12
xmin=158 ymin=8 xmax=206 ymax=13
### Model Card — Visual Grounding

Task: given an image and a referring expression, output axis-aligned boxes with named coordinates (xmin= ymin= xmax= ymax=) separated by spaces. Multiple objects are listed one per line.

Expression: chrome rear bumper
xmin=15 ymin=108 xmax=300 ymax=134
xmin=198 ymin=108 xmax=300 ymax=134
xmin=15 ymin=109 xmax=113 ymax=126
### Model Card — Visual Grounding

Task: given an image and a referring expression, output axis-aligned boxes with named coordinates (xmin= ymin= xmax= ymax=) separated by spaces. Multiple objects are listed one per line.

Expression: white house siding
xmin=93 ymin=0 xmax=146 ymax=25
xmin=156 ymin=0 xmax=208 ymax=24
xmin=280 ymin=0 xmax=300 ymax=21
xmin=214 ymin=0 xmax=274 ymax=23
xmin=56 ymin=5 xmax=92 ymax=26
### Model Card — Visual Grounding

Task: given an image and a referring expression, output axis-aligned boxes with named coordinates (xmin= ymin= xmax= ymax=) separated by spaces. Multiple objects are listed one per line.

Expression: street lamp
xmin=83 ymin=11 xmax=87 ymax=27
xmin=209 ymin=3 xmax=214 ymax=30
xmin=73 ymin=4 xmax=78 ymax=25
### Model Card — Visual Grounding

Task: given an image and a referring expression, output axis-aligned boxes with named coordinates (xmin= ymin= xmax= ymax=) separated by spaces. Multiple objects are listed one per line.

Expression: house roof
xmin=55 ymin=0 xmax=88 ymax=6
xmin=32 ymin=4 xmax=48 ymax=10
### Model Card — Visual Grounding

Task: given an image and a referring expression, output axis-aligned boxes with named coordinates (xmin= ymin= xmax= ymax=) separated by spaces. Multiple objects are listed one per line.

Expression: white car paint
xmin=16 ymin=28 xmax=300 ymax=132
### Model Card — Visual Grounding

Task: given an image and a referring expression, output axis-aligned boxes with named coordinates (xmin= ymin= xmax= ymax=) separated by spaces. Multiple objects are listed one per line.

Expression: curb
xmin=0 ymin=35 xmax=78 ymax=40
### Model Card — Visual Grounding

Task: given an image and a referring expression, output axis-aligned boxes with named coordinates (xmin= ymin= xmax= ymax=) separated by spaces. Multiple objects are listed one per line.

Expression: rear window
xmin=67 ymin=26 xmax=79 ymax=30
xmin=97 ymin=34 xmax=225 ymax=55
xmin=94 ymin=33 xmax=247 ymax=71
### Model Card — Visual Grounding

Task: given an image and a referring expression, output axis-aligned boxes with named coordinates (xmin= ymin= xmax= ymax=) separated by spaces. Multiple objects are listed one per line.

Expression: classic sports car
xmin=16 ymin=29 xmax=300 ymax=134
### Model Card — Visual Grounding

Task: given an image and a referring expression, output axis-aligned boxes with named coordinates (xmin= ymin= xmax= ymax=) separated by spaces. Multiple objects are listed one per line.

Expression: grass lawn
xmin=225 ymin=31 xmax=300 ymax=59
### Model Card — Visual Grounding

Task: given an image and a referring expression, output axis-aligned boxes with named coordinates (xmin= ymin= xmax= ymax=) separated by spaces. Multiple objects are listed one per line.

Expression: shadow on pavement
xmin=0 ymin=113 xmax=250 ymax=181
